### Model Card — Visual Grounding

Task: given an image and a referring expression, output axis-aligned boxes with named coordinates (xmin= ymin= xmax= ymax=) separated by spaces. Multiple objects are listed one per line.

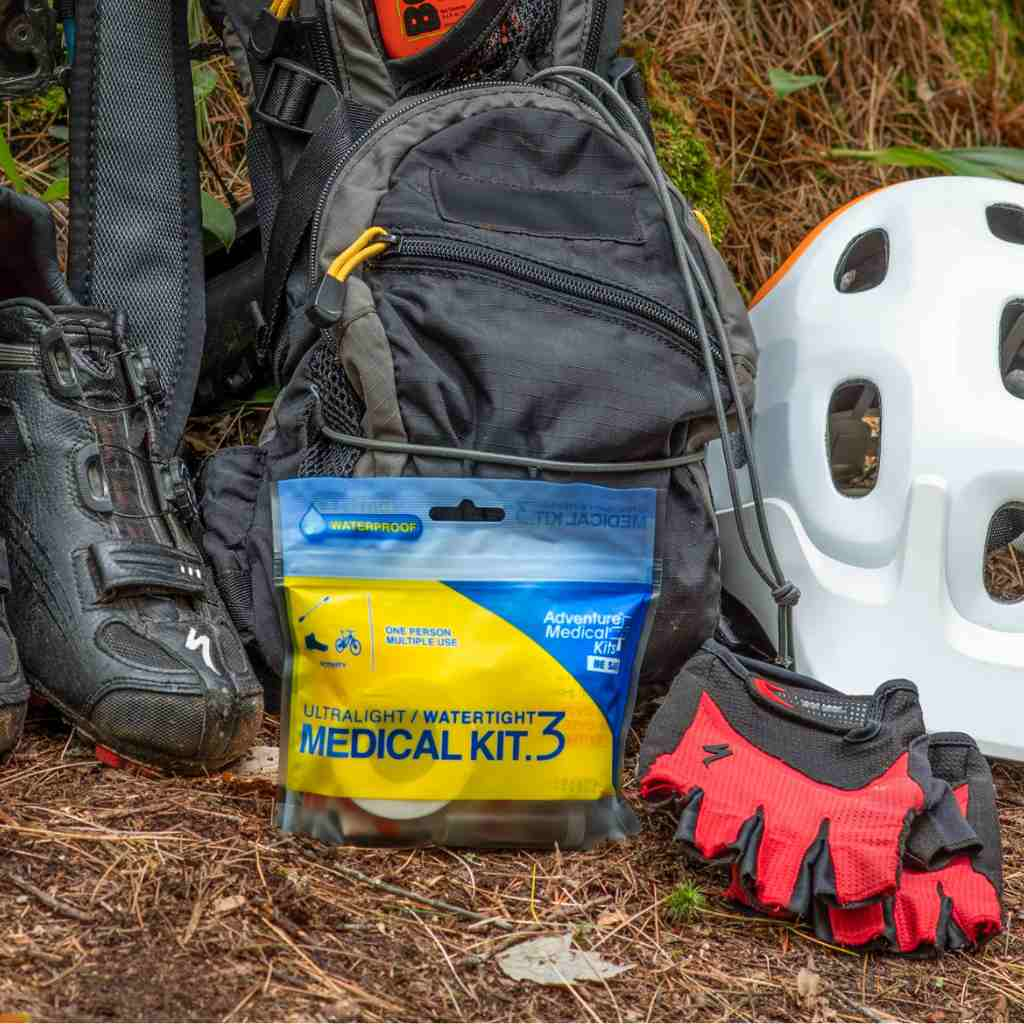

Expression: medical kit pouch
xmin=274 ymin=476 xmax=660 ymax=848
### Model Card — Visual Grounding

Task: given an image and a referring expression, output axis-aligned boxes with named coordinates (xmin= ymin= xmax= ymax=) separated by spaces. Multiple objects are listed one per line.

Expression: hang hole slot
xmin=429 ymin=499 xmax=506 ymax=523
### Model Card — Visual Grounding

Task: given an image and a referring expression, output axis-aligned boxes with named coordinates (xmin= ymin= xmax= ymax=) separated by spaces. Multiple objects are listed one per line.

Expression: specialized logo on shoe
xmin=753 ymin=677 xmax=794 ymax=709
xmin=702 ymin=743 xmax=732 ymax=766
xmin=185 ymin=628 xmax=220 ymax=675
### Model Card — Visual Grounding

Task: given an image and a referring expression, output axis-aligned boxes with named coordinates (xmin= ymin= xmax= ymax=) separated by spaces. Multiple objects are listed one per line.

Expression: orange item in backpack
xmin=374 ymin=0 xmax=474 ymax=59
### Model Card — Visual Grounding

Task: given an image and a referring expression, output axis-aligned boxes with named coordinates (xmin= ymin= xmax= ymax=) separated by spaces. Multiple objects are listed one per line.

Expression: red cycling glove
xmin=640 ymin=643 xmax=962 ymax=916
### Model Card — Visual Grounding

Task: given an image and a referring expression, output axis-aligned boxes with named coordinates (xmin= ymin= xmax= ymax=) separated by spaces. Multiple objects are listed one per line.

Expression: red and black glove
xmin=815 ymin=733 xmax=1004 ymax=954
xmin=639 ymin=643 xmax=963 ymax=917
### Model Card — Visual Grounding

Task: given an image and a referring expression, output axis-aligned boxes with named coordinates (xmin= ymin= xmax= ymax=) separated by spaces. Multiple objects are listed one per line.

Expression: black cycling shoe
xmin=0 ymin=299 xmax=263 ymax=772
xmin=0 ymin=539 xmax=27 ymax=759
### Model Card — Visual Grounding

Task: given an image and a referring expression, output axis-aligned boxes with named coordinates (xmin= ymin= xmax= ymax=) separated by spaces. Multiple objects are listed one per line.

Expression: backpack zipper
xmin=582 ymin=0 xmax=609 ymax=71
xmin=374 ymin=233 xmax=725 ymax=374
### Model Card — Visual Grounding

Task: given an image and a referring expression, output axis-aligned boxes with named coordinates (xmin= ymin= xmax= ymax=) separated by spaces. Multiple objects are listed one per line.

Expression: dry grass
xmin=624 ymin=0 xmax=1024 ymax=298
xmin=2 ymin=701 xmax=1023 ymax=1023
xmin=2 ymin=4 xmax=1024 ymax=1021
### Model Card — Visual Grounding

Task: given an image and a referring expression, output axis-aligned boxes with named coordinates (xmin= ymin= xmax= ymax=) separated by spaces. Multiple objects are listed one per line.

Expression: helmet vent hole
xmin=986 ymin=203 xmax=1024 ymax=244
xmin=999 ymin=300 xmax=1024 ymax=397
xmin=827 ymin=381 xmax=880 ymax=497
xmin=983 ymin=504 xmax=1024 ymax=603
xmin=834 ymin=229 xmax=888 ymax=293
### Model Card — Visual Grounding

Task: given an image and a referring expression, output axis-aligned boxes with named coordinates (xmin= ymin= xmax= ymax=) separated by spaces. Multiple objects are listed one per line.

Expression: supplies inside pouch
xmin=274 ymin=478 xmax=661 ymax=848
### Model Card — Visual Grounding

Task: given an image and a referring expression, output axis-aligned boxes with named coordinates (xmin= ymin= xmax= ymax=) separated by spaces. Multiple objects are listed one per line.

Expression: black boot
xmin=0 ymin=299 xmax=263 ymax=772
xmin=0 ymin=539 xmax=27 ymax=759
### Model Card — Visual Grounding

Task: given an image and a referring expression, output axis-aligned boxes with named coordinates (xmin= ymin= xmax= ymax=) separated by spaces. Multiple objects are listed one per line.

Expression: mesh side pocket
xmin=299 ymin=341 xmax=365 ymax=478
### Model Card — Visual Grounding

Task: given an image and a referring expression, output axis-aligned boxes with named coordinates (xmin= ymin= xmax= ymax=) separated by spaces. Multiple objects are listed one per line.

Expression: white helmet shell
xmin=708 ymin=176 xmax=1024 ymax=759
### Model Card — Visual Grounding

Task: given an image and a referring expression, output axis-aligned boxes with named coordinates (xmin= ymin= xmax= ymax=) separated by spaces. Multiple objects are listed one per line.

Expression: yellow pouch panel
xmin=285 ymin=578 xmax=613 ymax=802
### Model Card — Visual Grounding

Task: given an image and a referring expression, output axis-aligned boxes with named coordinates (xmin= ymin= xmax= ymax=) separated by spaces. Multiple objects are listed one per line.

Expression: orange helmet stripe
xmin=749 ymin=188 xmax=886 ymax=310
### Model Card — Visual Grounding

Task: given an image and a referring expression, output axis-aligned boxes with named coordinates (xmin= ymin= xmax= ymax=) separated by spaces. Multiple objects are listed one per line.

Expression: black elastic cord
xmin=528 ymin=66 xmax=799 ymax=664
xmin=321 ymin=429 xmax=707 ymax=474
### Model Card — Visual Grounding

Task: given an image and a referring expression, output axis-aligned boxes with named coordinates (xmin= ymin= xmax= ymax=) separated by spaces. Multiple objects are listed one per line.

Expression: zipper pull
xmin=307 ymin=227 xmax=397 ymax=329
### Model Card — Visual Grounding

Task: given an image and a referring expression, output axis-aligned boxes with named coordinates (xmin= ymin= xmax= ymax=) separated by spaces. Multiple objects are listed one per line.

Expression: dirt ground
xmin=4 ymin=1 xmax=1024 ymax=1021
xmin=1 ymin=697 xmax=1022 ymax=1024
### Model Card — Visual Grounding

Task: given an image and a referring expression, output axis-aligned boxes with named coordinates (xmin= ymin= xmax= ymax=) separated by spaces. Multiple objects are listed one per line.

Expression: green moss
xmin=941 ymin=0 xmax=1021 ymax=82
xmin=634 ymin=52 xmax=729 ymax=245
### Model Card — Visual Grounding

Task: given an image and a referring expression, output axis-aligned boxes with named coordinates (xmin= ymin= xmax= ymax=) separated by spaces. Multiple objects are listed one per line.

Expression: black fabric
xmin=67 ymin=0 xmax=205 ymax=454
xmin=433 ymin=169 xmax=642 ymax=241
xmin=259 ymin=101 xmax=358 ymax=374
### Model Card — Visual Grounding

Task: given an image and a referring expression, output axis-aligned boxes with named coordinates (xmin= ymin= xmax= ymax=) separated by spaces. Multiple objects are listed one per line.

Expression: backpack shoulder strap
xmin=67 ymin=0 xmax=205 ymax=453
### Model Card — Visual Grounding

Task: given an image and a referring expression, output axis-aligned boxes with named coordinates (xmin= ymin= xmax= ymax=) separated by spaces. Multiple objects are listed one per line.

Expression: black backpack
xmin=199 ymin=0 xmax=762 ymax=706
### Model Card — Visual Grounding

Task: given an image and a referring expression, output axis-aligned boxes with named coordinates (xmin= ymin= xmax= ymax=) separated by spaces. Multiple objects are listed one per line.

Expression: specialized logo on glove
xmin=701 ymin=743 xmax=732 ymax=767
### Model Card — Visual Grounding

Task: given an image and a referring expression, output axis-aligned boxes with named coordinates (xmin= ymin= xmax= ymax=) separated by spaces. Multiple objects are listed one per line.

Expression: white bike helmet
xmin=709 ymin=176 xmax=1024 ymax=759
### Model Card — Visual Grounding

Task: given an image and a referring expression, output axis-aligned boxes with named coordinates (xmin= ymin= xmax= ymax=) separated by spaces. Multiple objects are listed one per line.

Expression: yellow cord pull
xmin=269 ymin=0 xmax=297 ymax=19
xmin=310 ymin=227 xmax=396 ymax=329
xmin=326 ymin=226 xmax=395 ymax=283
xmin=693 ymin=209 xmax=713 ymax=242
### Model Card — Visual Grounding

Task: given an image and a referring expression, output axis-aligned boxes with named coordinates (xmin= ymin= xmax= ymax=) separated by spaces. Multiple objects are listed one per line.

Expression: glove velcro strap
xmin=91 ymin=541 xmax=206 ymax=600
xmin=904 ymin=783 xmax=981 ymax=871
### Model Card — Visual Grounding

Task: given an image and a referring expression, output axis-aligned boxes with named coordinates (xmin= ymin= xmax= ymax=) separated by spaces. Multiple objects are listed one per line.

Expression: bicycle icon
xmin=335 ymin=629 xmax=362 ymax=656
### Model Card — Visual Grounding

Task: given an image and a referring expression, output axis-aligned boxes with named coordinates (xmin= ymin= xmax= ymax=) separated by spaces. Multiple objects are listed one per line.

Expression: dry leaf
xmin=497 ymin=933 xmax=632 ymax=986
xmin=229 ymin=745 xmax=278 ymax=780
xmin=916 ymin=77 xmax=935 ymax=102
xmin=597 ymin=909 xmax=629 ymax=928
xmin=796 ymin=967 xmax=823 ymax=1007
xmin=213 ymin=893 xmax=247 ymax=915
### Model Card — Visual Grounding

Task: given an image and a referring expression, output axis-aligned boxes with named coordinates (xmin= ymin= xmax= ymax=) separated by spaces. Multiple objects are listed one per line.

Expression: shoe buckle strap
xmin=90 ymin=540 xmax=206 ymax=600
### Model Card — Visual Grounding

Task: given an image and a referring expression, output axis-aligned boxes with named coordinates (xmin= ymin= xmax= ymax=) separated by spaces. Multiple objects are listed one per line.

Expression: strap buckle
xmin=161 ymin=457 xmax=199 ymax=526
xmin=254 ymin=58 xmax=339 ymax=136
xmin=123 ymin=343 xmax=165 ymax=404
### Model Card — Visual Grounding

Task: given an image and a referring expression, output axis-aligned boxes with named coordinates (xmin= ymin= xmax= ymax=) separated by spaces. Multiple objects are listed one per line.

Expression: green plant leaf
xmin=768 ymin=68 xmax=825 ymax=98
xmin=201 ymin=191 xmax=236 ymax=251
xmin=42 ymin=177 xmax=69 ymax=202
xmin=192 ymin=64 xmax=218 ymax=103
xmin=244 ymin=385 xmax=280 ymax=405
xmin=945 ymin=147 xmax=1024 ymax=182
xmin=829 ymin=145 xmax=1010 ymax=179
xmin=48 ymin=125 xmax=69 ymax=141
xmin=0 ymin=130 xmax=27 ymax=194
